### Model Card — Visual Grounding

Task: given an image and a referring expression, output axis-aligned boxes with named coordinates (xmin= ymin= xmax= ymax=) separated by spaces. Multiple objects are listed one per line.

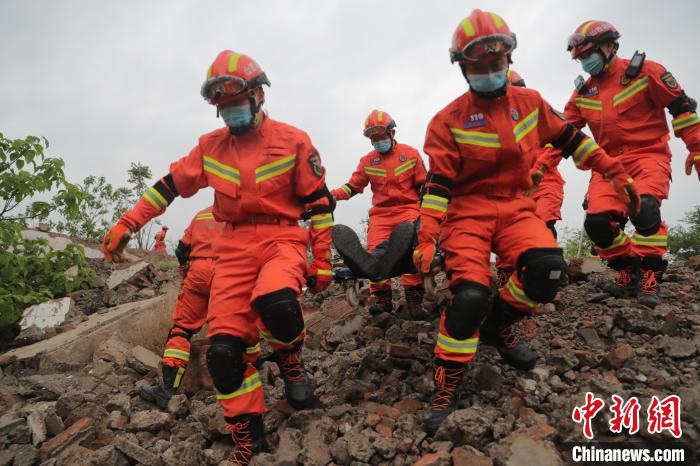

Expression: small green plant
xmin=0 ymin=222 xmax=98 ymax=346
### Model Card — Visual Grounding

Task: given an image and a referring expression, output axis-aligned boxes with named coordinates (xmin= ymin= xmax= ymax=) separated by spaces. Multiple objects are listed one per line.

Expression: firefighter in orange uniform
xmin=153 ymin=225 xmax=168 ymax=253
xmin=412 ymin=10 xmax=639 ymax=435
xmin=564 ymin=20 xmax=700 ymax=308
xmin=101 ymin=51 xmax=335 ymax=464
xmin=331 ymin=111 xmax=427 ymax=316
xmin=495 ymin=70 xmax=565 ymax=288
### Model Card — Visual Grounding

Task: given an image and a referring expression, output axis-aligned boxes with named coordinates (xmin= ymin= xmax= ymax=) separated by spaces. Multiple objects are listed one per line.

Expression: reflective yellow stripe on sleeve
xmin=421 ymin=194 xmax=448 ymax=213
xmin=394 ymin=159 xmax=417 ymax=176
xmin=613 ymin=76 xmax=649 ymax=106
xmin=572 ymin=137 xmax=600 ymax=167
xmin=196 ymin=213 xmax=215 ymax=221
xmin=574 ymin=97 xmax=603 ymax=111
xmin=142 ymin=187 xmax=168 ymax=210
xmin=513 ymin=108 xmax=539 ymax=143
xmin=364 ymin=166 xmax=387 ymax=177
xmin=672 ymin=113 xmax=700 ymax=132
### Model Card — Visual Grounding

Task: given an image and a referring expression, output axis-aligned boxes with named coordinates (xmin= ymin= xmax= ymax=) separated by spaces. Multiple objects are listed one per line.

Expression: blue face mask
xmin=468 ymin=70 xmax=508 ymax=93
xmin=372 ymin=138 xmax=392 ymax=153
xmin=581 ymin=53 xmax=605 ymax=76
xmin=220 ymin=104 xmax=253 ymax=128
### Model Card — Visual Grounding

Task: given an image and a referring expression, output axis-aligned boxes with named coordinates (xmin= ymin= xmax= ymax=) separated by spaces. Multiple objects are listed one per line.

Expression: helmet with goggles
xmin=449 ymin=9 xmax=516 ymax=64
xmin=363 ymin=110 xmax=396 ymax=138
xmin=201 ymin=50 xmax=270 ymax=106
xmin=567 ymin=20 xmax=620 ymax=59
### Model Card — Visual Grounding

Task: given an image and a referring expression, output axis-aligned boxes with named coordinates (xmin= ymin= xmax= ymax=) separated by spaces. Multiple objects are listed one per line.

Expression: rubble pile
xmin=0 ymin=257 xmax=698 ymax=465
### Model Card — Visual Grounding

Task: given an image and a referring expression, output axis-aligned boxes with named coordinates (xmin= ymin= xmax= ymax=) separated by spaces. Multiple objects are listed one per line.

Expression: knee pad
xmin=629 ymin=195 xmax=661 ymax=236
xmin=206 ymin=334 xmax=245 ymax=394
xmin=444 ymin=281 xmax=492 ymax=340
xmin=516 ymin=248 xmax=566 ymax=303
xmin=546 ymin=220 xmax=558 ymax=239
xmin=253 ymin=288 xmax=304 ymax=344
xmin=584 ymin=213 xmax=616 ymax=248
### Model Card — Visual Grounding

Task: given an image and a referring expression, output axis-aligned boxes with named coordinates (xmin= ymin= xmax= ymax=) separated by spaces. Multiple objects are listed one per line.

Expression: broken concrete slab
xmin=0 ymin=292 xmax=176 ymax=369
xmin=19 ymin=297 xmax=74 ymax=331
xmin=107 ymin=261 xmax=150 ymax=289
xmin=128 ymin=345 xmax=161 ymax=374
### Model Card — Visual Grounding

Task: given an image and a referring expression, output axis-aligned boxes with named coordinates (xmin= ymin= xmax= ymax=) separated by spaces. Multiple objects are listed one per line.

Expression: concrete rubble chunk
xmin=128 ymin=345 xmax=161 ymax=374
xmin=93 ymin=334 xmax=131 ymax=366
xmin=107 ymin=261 xmax=150 ymax=289
xmin=19 ymin=297 xmax=74 ymax=331
xmin=26 ymin=410 xmax=47 ymax=446
xmin=113 ymin=435 xmax=163 ymax=466
xmin=128 ymin=410 xmax=172 ymax=432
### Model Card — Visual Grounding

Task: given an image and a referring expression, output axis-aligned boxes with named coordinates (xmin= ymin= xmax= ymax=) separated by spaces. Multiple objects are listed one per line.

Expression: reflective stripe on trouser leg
xmin=631 ymin=222 xmax=668 ymax=258
xmin=369 ymin=279 xmax=391 ymax=293
xmin=162 ymin=334 xmax=191 ymax=370
xmin=499 ymin=274 xmax=540 ymax=313
xmin=596 ymin=230 xmax=632 ymax=261
xmin=433 ymin=312 xmax=479 ymax=364
xmin=216 ymin=363 xmax=265 ymax=418
xmin=258 ymin=325 xmax=306 ymax=352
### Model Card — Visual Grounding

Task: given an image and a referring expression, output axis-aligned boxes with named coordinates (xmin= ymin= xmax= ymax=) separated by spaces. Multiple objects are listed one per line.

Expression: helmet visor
xmin=201 ymin=75 xmax=249 ymax=103
xmin=363 ymin=125 xmax=390 ymax=138
xmin=451 ymin=34 xmax=516 ymax=63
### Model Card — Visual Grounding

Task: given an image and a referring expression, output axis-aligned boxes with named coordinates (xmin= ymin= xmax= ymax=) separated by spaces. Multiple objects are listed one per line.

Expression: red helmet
xmin=507 ymin=69 xmax=526 ymax=87
xmin=363 ymin=110 xmax=396 ymax=138
xmin=449 ymin=9 xmax=516 ymax=63
xmin=162 ymin=225 xmax=169 ymax=230
xmin=567 ymin=20 xmax=620 ymax=59
xmin=200 ymin=50 xmax=271 ymax=105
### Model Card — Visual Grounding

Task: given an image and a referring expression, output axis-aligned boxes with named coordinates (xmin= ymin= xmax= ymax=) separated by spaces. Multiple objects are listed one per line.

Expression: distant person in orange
xmin=331 ymin=110 xmax=427 ymax=318
xmin=564 ymin=20 xmax=700 ymax=307
xmin=153 ymin=225 xmax=168 ymax=253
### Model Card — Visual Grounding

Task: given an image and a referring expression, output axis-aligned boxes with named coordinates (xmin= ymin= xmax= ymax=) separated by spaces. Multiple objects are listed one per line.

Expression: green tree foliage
xmin=560 ymin=226 xmax=595 ymax=261
xmin=125 ymin=162 xmax=160 ymax=251
xmin=0 ymin=222 xmax=98 ymax=346
xmin=0 ymin=133 xmax=85 ymax=222
xmin=668 ymin=205 xmax=700 ymax=259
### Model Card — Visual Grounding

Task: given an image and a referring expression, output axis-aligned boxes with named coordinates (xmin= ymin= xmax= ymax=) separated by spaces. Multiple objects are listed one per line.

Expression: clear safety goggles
xmin=567 ymin=33 xmax=592 ymax=51
xmin=201 ymin=75 xmax=249 ymax=103
xmin=450 ymin=34 xmax=516 ymax=63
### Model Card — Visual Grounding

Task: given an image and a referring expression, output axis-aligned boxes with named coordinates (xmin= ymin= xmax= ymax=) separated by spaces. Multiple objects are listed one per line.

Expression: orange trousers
xmin=207 ymin=223 xmax=309 ymax=418
xmin=367 ymin=204 xmax=422 ymax=292
xmin=436 ymin=194 xmax=558 ymax=363
xmin=586 ymin=155 xmax=670 ymax=260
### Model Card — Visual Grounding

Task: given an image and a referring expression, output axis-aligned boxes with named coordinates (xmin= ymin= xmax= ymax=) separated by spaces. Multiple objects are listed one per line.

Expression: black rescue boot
xmin=332 ymin=224 xmax=380 ymax=279
xmin=226 ymin=414 xmax=267 ymax=465
xmin=423 ymin=358 xmax=466 ymax=435
xmin=601 ymin=255 xmax=640 ymax=298
xmin=275 ymin=346 xmax=313 ymax=410
xmin=481 ymin=298 xmax=537 ymax=370
xmin=368 ymin=288 xmax=393 ymax=315
xmin=138 ymin=364 xmax=180 ymax=409
xmin=404 ymin=284 xmax=428 ymax=320
xmin=637 ymin=256 xmax=666 ymax=308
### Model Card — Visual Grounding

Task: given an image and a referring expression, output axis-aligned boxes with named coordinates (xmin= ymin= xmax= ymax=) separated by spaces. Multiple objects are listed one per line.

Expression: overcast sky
xmin=2 ymin=0 xmax=699 ymax=248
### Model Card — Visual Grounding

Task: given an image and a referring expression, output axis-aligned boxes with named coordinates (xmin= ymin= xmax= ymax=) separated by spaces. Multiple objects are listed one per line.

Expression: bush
xmin=0 ymin=222 xmax=98 ymax=346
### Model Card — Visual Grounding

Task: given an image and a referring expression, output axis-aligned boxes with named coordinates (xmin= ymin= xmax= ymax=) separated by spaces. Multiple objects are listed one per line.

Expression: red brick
xmin=375 ymin=418 xmax=394 ymax=438
xmin=452 ymin=447 xmax=493 ymax=466
xmin=39 ymin=417 xmax=94 ymax=460
xmin=388 ymin=343 xmax=411 ymax=359
xmin=371 ymin=404 xmax=401 ymax=420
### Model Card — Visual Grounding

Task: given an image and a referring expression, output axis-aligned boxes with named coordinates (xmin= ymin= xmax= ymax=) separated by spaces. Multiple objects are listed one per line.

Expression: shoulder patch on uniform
xmin=550 ymin=106 xmax=566 ymax=121
xmin=661 ymin=71 xmax=678 ymax=89
xmin=399 ymin=154 xmax=407 ymax=162
xmin=308 ymin=152 xmax=324 ymax=177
